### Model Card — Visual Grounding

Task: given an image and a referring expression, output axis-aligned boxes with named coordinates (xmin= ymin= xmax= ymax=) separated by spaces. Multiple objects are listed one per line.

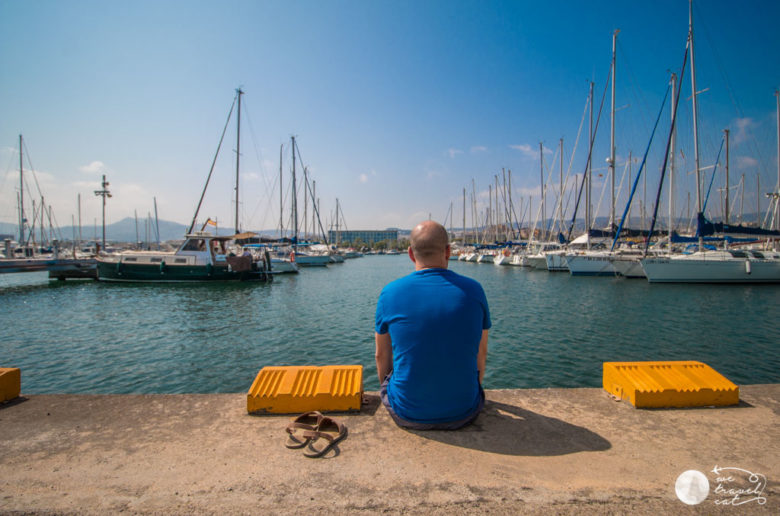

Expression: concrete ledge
xmin=0 ymin=386 xmax=777 ymax=514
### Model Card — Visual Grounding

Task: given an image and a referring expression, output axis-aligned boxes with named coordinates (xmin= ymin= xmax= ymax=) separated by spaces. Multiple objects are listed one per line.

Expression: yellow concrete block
xmin=603 ymin=361 xmax=739 ymax=408
xmin=0 ymin=368 xmax=21 ymax=403
xmin=247 ymin=365 xmax=363 ymax=414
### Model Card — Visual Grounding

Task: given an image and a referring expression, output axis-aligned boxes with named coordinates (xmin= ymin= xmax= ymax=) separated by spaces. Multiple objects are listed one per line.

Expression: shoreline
xmin=1 ymin=385 xmax=777 ymax=514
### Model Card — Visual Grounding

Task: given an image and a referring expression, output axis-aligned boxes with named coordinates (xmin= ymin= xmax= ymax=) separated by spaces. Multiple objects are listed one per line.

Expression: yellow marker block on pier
xmin=603 ymin=361 xmax=739 ymax=408
xmin=247 ymin=365 xmax=363 ymax=414
xmin=0 ymin=368 xmax=21 ymax=403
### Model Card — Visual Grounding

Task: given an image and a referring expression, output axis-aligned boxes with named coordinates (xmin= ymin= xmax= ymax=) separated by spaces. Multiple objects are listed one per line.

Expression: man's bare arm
xmin=477 ymin=329 xmax=489 ymax=384
xmin=375 ymin=332 xmax=393 ymax=384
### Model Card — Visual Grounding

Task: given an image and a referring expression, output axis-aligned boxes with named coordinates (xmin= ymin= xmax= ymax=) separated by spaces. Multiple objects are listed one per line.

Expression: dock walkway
xmin=1 ymin=385 xmax=777 ymax=514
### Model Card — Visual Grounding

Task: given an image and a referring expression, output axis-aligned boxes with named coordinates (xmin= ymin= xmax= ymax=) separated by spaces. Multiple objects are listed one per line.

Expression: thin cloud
xmin=509 ymin=143 xmax=552 ymax=159
xmin=470 ymin=146 xmax=488 ymax=153
xmin=447 ymin=148 xmax=463 ymax=158
xmin=732 ymin=117 xmax=755 ymax=145
xmin=736 ymin=156 xmax=758 ymax=169
xmin=359 ymin=170 xmax=377 ymax=184
xmin=79 ymin=161 xmax=106 ymax=174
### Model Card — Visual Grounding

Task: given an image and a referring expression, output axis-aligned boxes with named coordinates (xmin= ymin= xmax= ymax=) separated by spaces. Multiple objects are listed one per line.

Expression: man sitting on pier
xmin=375 ymin=220 xmax=491 ymax=430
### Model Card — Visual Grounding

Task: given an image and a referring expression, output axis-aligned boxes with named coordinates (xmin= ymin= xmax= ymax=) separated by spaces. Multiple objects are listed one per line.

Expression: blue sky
xmin=1 ymin=0 xmax=779 ymax=234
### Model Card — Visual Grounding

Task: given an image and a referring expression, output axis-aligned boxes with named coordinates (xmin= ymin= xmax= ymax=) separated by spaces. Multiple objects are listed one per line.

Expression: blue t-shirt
xmin=375 ymin=267 xmax=491 ymax=424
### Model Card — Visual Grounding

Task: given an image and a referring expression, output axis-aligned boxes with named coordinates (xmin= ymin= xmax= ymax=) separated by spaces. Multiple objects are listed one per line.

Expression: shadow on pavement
xmin=408 ymin=399 xmax=612 ymax=456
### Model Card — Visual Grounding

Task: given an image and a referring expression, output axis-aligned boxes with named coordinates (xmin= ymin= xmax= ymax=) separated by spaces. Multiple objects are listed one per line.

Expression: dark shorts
xmin=380 ymin=375 xmax=485 ymax=430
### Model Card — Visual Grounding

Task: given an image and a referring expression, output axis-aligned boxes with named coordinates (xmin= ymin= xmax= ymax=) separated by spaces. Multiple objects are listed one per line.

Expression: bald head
xmin=409 ymin=220 xmax=450 ymax=269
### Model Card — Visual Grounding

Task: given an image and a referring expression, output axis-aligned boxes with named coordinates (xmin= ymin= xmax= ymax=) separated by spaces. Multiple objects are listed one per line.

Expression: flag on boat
xmin=206 ymin=218 xmax=217 ymax=226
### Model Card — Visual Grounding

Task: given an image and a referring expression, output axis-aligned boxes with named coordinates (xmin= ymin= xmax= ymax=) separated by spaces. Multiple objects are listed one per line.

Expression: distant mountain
xmin=0 ymin=217 xmax=290 ymax=243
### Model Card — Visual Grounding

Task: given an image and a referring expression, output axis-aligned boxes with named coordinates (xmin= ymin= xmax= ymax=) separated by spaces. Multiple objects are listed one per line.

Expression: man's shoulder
xmin=441 ymin=269 xmax=484 ymax=290
xmin=380 ymin=272 xmax=417 ymax=294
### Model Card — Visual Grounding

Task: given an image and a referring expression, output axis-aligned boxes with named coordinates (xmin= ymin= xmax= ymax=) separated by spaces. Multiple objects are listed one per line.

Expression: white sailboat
xmin=640 ymin=2 xmax=780 ymax=283
xmin=566 ymin=29 xmax=621 ymax=277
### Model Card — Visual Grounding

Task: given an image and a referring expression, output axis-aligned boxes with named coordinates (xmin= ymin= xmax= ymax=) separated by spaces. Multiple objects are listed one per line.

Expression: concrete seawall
xmin=1 ymin=385 xmax=777 ymax=514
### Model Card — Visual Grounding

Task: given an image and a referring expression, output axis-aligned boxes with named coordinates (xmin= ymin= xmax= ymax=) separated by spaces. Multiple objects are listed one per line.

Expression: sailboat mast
xmin=539 ymin=142 xmax=545 ymax=239
xmin=312 ymin=179 xmax=316 ymax=240
xmin=775 ymin=89 xmax=779 ymax=242
xmin=587 ymin=81 xmax=593 ymax=248
xmin=669 ymin=72 xmax=677 ymax=243
xmin=19 ymin=134 xmax=24 ymax=244
xmin=235 ymin=88 xmax=243 ymax=235
xmin=471 ymin=179 xmax=477 ymax=244
xmin=689 ymin=1 xmax=703 ymax=248
xmin=488 ymin=184 xmax=493 ymax=241
xmin=724 ymin=128 xmax=730 ymax=224
xmin=335 ymin=197 xmax=340 ymax=245
xmin=610 ymin=29 xmax=619 ymax=229
xmin=78 ymin=193 xmax=82 ymax=247
xmin=279 ymin=143 xmax=284 ymax=238
xmin=559 ymin=138 xmax=564 ymax=236
xmin=154 ymin=196 xmax=160 ymax=249
xmin=291 ymin=136 xmax=298 ymax=252
xmin=462 ymin=188 xmax=466 ymax=244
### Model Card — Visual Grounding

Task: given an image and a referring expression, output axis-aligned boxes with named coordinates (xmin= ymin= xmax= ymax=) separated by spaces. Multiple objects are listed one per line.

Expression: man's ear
xmin=408 ymin=246 xmax=416 ymax=263
xmin=445 ymin=244 xmax=451 ymax=260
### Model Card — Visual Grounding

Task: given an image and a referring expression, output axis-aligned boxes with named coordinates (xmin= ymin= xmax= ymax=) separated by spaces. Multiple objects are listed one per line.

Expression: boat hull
xmin=565 ymin=254 xmax=617 ymax=276
xmin=493 ymin=253 xmax=512 ymax=266
xmin=96 ymin=260 xmax=271 ymax=282
xmin=295 ymin=254 xmax=330 ymax=267
xmin=641 ymin=255 xmax=780 ymax=283
xmin=271 ymin=259 xmax=300 ymax=274
xmin=610 ymin=257 xmax=646 ymax=278
xmin=544 ymin=252 xmax=569 ymax=272
xmin=526 ymin=255 xmax=548 ymax=270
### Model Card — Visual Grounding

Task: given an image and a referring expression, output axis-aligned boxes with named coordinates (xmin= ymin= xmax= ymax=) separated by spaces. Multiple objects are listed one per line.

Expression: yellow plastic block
xmin=247 ymin=365 xmax=363 ymax=414
xmin=603 ymin=361 xmax=739 ymax=408
xmin=0 ymin=368 xmax=21 ymax=403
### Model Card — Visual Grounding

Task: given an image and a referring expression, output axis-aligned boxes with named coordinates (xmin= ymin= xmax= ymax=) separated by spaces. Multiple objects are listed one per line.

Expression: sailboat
xmin=96 ymin=89 xmax=273 ymax=282
xmin=640 ymin=2 xmax=780 ymax=283
xmin=566 ymin=30 xmax=621 ymax=277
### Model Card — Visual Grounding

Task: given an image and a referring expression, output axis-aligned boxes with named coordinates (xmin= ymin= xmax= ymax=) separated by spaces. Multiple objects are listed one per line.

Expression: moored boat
xmin=97 ymin=232 xmax=272 ymax=282
xmin=641 ymin=249 xmax=780 ymax=283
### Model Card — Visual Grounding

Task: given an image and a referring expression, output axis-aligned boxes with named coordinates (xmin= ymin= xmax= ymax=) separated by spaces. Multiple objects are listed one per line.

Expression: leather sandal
xmin=302 ymin=416 xmax=348 ymax=458
xmin=284 ymin=411 xmax=324 ymax=449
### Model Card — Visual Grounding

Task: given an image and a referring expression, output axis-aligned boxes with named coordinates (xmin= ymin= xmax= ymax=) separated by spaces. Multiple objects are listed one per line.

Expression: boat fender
xmin=745 ymin=260 xmax=751 ymax=274
xmin=206 ymin=262 xmax=213 ymax=276
xmin=160 ymin=261 xmax=166 ymax=274
xmin=116 ymin=261 xmax=122 ymax=275
xmin=290 ymin=251 xmax=295 ymax=263
xmin=503 ymin=248 xmax=510 ymax=257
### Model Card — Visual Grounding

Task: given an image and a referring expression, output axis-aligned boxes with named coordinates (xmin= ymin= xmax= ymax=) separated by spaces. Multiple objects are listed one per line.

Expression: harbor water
xmin=1 ymin=255 xmax=778 ymax=394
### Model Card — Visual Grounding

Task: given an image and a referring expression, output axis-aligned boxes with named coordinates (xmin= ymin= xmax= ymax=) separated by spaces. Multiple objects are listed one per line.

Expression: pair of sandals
xmin=284 ymin=411 xmax=348 ymax=458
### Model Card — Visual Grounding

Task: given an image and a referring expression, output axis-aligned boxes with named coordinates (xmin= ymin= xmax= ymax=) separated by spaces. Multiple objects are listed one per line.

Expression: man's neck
xmin=415 ymin=263 xmax=447 ymax=271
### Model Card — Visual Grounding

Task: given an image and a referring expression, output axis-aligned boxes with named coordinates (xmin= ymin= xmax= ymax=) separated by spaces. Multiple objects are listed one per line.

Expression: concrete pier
xmin=0 ymin=385 xmax=777 ymax=514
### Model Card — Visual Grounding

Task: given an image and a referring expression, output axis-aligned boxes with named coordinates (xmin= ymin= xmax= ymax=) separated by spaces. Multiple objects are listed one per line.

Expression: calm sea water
xmin=1 ymin=256 xmax=778 ymax=394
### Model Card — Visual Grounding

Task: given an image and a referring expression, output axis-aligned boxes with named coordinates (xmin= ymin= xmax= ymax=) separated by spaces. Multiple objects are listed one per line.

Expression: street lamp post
xmin=94 ymin=174 xmax=112 ymax=252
